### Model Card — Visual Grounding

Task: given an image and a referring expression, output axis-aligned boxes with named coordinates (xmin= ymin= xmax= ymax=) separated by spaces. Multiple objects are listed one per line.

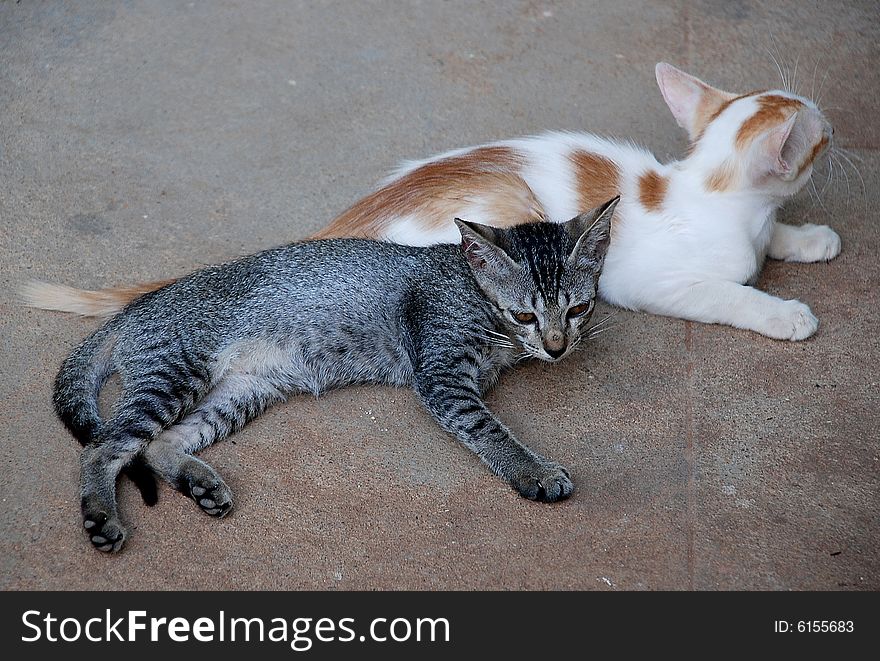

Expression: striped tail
xmin=52 ymin=324 xmax=158 ymax=505
xmin=53 ymin=326 xmax=117 ymax=444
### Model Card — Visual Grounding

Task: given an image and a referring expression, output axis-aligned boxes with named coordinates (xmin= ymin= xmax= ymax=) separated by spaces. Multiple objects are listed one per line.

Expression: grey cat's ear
xmin=565 ymin=196 xmax=619 ymax=268
xmin=454 ymin=218 xmax=519 ymax=274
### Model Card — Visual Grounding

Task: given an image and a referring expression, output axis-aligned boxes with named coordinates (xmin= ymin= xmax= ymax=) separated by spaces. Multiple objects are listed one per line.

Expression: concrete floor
xmin=1 ymin=1 xmax=877 ymax=590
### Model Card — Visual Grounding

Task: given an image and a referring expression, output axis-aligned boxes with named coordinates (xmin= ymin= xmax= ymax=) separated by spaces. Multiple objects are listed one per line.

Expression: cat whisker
xmin=585 ymin=311 xmax=620 ymax=333
xmin=830 ymin=151 xmax=851 ymax=209
xmin=765 ymin=45 xmax=788 ymax=92
xmin=473 ymin=327 xmax=517 ymax=349
xmin=810 ymin=52 xmax=823 ymax=101
xmin=820 ymin=148 xmax=835 ymax=197
xmin=513 ymin=351 xmax=532 ymax=364
xmin=476 ymin=337 xmax=516 ymax=349
xmin=815 ymin=66 xmax=831 ymax=108
xmin=833 ymin=146 xmax=864 ymax=163
xmin=767 ymin=31 xmax=794 ymax=93
xmin=805 ymin=177 xmax=817 ymax=204
xmin=833 ymin=147 xmax=867 ymax=186
xmin=807 ymin=175 xmax=829 ymax=215
xmin=586 ymin=324 xmax=617 ymax=340
xmin=587 ymin=322 xmax=615 ymax=335
xmin=832 ymin=146 xmax=868 ymax=214
xmin=480 ymin=327 xmax=513 ymax=340
xmin=477 ymin=333 xmax=515 ymax=344
xmin=791 ymin=52 xmax=801 ymax=96
xmin=804 ymin=174 xmax=818 ymax=205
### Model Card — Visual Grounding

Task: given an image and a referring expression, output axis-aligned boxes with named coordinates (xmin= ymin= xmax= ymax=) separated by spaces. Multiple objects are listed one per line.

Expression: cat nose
xmin=545 ymin=346 xmax=566 ymax=359
xmin=544 ymin=331 xmax=567 ymax=359
xmin=544 ymin=342 xmax=567 ymax=359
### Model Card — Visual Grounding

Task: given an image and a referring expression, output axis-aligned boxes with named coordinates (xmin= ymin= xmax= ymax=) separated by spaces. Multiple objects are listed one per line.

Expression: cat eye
xmin=511 ymin=311 xmax=538 ymax=325
xmin=566 ymin=302 xmax=594 ymax=319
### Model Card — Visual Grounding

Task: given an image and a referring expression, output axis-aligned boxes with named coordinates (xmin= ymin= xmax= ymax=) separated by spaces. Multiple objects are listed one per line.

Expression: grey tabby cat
xmin=53 ymin=196 xmax=619 ymax=552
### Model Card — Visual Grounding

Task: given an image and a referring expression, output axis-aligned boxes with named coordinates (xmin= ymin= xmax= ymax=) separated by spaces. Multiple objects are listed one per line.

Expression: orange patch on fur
xmin=797 ymin=135 xmax=829 ymax=177
xmin=735 ymin=95 xmax=804 ymax=150
xmin=692 ymin=91 xmax=736 ymax=142
xmin=705 ymin=161 xmax=738 ymax=193
xmin=695 ymin=90 xmax=767 ymax=140
xmin=638 ymin=170 xmax=668 ymax=211
xmin=688 ymin=90 xmax=768 ymax=148
xmin=569 ymin=150 xmax=620 ymax=215
xmin=312 ymin=146 xmax=544 ymax=240
xmin=468 ymin=170 xmax=548 ymax=225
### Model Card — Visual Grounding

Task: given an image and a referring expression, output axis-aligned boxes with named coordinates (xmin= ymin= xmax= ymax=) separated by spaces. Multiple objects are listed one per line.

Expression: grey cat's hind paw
xmin=182 ymin=466 xmax=234 ymax=518
xmin=511 ymin=461 xmax=574 ymax=502
xmin=82 ymin=508 xmax=126 ymax=553
xmin=192 ymin=485 xmax=234 ymax=517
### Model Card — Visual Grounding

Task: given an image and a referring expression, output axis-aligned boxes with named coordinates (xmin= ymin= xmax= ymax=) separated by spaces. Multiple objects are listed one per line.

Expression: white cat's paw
xmin=760 ymin=299 xmax=819 ymax=341
xmin=790 ymin=224 xmax=841 ymax=262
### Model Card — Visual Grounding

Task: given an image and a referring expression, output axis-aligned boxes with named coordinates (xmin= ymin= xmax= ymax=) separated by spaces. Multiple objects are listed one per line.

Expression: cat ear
xmin=454 ymin=218 xmax=519 ymax=275
xmin=565 ymin=196 xmax=619 ymax=268
xmin=758 ymin=112 xmax=799 ymax=180
xmin=655 ymin=62 xmax=736 ymax=141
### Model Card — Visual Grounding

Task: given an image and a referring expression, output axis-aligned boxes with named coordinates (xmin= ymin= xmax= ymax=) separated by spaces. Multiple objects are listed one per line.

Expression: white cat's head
xmin=655 ymin=62 xmax=832 ymax=198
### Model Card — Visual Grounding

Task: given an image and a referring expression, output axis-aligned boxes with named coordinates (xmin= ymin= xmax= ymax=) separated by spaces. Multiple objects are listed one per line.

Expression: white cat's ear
xmin=758 ymin=112 xmax=799 ymax=179
xmin=454 ymin=218 xmax=519 ymax=274
xmin=566 ymin=196 xmax=619 ymax=267
xmin=655 ymin=62 xmax=736 ymax=141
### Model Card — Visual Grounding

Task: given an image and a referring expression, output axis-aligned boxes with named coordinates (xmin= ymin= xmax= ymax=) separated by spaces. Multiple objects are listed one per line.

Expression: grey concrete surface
xmin=1 ymin=0 xmax=877 ymax=590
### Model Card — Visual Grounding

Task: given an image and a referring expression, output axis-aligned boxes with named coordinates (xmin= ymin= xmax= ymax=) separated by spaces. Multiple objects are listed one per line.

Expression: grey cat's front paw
xmin=510 ymin=460 xmax=574 ymax=502
xmin=81 ymin=505 xmax=126 ymax=553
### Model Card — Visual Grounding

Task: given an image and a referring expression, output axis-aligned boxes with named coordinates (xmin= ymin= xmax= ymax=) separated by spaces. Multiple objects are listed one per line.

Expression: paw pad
xmin=81 ymin=511 xmax=126 ymax=553
xmin=189 ymin=481 xmax=233 ymax=518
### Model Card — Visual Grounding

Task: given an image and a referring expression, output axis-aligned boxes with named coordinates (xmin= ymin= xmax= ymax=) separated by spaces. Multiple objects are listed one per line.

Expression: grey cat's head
xmin=455 ymin=196 xmax=618 ymax=362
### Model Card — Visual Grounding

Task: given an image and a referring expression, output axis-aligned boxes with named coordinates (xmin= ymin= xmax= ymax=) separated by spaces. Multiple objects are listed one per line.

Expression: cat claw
xmin=512 ymin=461 xmax=574 ymax=503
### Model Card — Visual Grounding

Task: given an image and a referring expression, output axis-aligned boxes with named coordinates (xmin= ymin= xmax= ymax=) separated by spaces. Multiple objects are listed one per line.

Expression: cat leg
xmin=81 ymin=365 xmax=211 ymax=552
xmin=143 ymin=372 xmax=285 ymax=517
xmin=413 ymin=356 xmax=572 ymax=502
xmin=662 ymin=279 xmax=818 ymax=340
xmin=768 ymin=221 xmax=841 ymax=262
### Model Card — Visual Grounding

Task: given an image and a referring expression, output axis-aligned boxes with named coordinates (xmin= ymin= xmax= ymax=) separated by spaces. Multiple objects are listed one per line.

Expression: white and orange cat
xmin=25 ymin=63 xmax=839 ymax=340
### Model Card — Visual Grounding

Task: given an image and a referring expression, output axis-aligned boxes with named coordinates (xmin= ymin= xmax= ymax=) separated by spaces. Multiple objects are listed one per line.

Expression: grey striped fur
xmin=54 ymin=197 xmax=618 ymax=552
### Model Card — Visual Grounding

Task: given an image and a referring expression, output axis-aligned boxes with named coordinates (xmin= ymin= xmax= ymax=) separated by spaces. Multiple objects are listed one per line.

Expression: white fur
xmin=375 ymin=65 xmax=840 ymax=340
xmin=386 ymin=214 xmax=454 ymax=245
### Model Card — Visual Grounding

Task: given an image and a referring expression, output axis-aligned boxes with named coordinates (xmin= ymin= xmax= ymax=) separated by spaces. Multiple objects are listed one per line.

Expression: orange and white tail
xmin=19 ymin=279 xmax=176 ymax=318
